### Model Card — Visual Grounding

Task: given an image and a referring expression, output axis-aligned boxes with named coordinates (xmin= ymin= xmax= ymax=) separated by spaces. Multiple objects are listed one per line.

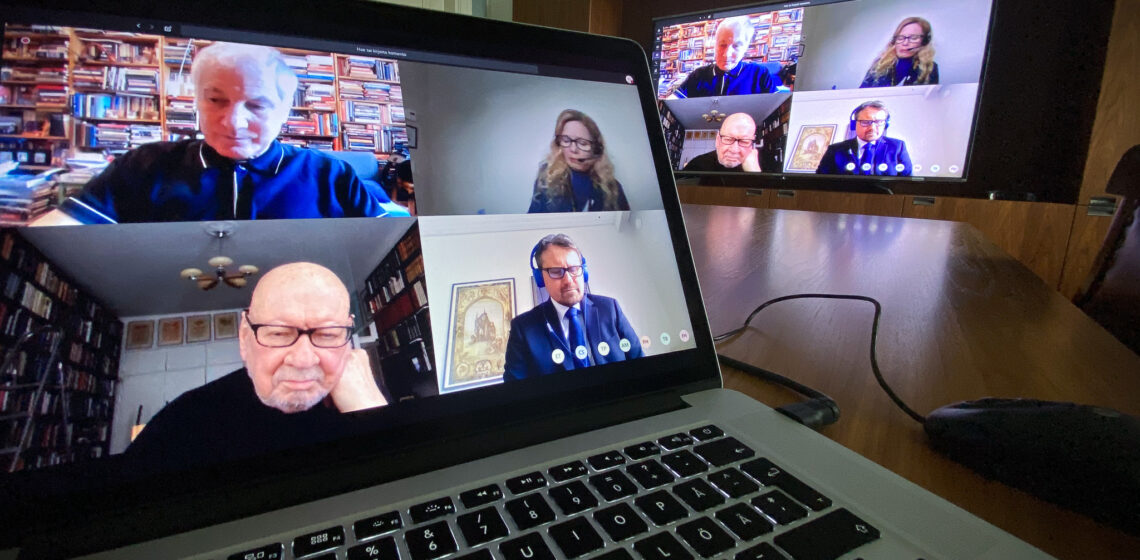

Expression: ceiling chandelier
xmin=179 ymin=224 xmax=259 ymax=290
xmin=702 ymin=98 xmax=726 ymax=123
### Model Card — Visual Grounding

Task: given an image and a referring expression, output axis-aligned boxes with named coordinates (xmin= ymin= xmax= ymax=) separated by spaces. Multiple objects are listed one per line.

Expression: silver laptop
xmin=0 ymin=0 xmax=1048 ymax=558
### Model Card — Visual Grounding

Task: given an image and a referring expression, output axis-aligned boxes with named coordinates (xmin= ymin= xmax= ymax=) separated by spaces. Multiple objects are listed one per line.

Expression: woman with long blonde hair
xmin=528 ymin=109 xmax=630 ymax=213
xmin=860 ymin=17 xmax=939 ymax=88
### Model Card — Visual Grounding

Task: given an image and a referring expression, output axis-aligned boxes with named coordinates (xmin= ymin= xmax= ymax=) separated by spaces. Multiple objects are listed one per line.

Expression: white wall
xmin=110 ymin=308 xmax=245 ymax=455
xmin=419 ymin=210 xmax=696 ymax=392
xmin=400 ymin=62 xmax=664 ymax=215
xmin=796 ymin=0 xmax=993 ymax=91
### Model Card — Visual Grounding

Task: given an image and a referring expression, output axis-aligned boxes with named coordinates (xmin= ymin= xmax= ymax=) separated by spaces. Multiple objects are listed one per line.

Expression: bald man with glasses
xmin=125 ymin=262 xmax=386 ymax=471
xmin=682 ymin=113 xmax=762 ymax=172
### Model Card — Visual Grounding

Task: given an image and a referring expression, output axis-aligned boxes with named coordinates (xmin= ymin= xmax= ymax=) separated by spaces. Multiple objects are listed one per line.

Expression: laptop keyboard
xmin=226 ymin=425 xmax=880 ymax=560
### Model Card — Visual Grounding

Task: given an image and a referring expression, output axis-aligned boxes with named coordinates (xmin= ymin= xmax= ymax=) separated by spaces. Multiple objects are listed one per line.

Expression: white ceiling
xmin=664 ymin=93 xmax=792 ymax=131
xmin=20 ymin=218 xmax=414 ymax=317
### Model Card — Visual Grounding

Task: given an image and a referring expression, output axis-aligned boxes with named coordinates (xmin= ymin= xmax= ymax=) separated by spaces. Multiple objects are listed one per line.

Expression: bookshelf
xmin=757 ymin=96 xmax=791 ymax=172
xmin=358 ymin=224 xmax=435 ymax=401
xmin=0 ymin=229 xmax=122 ymax=472
xmin=658 ymin=99 xmax=684 ymax=170
xmin=0 ymin=26 xmax=72 ymax=166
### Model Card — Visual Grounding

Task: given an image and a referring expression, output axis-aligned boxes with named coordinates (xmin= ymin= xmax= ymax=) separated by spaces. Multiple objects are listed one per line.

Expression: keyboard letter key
xmin=773 ymin=508 xmax=880 ymax=560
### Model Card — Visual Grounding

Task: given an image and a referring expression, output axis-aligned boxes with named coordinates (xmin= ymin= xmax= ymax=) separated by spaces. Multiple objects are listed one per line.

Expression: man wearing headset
xmin=503 ymin=233 xmax=643 ymax=382
xmin=815 ymin=100 xmax=913 ymax=176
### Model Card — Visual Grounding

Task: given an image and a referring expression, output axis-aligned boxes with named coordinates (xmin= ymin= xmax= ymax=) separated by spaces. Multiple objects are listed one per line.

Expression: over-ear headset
xmin=849 ymin=101 xmax=891 ymax=131
xmin=530 ymin=238 xmax=589 ymax=288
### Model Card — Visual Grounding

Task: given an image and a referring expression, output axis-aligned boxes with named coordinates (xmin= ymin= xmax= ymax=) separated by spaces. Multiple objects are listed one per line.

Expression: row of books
xmin=73 ymin=66 xmax=160 ymax=94
xmin=277 ymin=137 xmax=335 ymax=150
xmin=338 ymin=80 xmax=401 ymax=103
xmin=76 ymin=38 xmax=157 ymax=65
xmin=72 ymin=93 xmax=158 ymax=120
xmin=0 ymin=65 xmax=67 ymax=84
xmin=284 ymin=54 xmax=336 ymax=83
xmin=282 ymin=111 xmax=338 ymax=137
xmin=294 ymin=82 xmax=336 ymax=111
xmin=341 ymin=100 xmax=388 ymax=125
xmin=164 ymin=69 xmax=194 ymax=98
xmin=164 ymin=97 xmax=197 ymax=130
xmin=67 ymin=342 xmax=116 ymax=376
xmin=338 ymin=56 xmax=399 ymax=81
xmin=75 ymin=121 xmax=162 ymax=150
xmin=162 ymin=39 xmax=198 ymax=67
xmin=1 ymin=37 xmax=70 ymax=60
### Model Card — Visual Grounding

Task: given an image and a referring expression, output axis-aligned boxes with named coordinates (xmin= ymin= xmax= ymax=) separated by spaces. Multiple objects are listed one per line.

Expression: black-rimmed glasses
xmin=542 ymin=265 xmax=584 ymax=279
xmin=555 ymin=135 xmax=597 ymax=151
xmin=717 ymin=133 xmax=755 ymax=149
xmin=243 ymin=311 xmax=353 ymax=348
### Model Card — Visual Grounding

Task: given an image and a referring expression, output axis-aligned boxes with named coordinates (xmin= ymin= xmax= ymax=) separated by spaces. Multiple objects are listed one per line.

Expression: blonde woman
xmin=528 ymin=109 xmax=630 ymax=213
xmin=860 ymin=17 xmax=939 ymax=88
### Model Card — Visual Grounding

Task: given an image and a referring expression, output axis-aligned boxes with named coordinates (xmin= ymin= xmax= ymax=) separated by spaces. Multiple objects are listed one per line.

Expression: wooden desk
xmin=682 ymin=204 xmax=1140 ymax=560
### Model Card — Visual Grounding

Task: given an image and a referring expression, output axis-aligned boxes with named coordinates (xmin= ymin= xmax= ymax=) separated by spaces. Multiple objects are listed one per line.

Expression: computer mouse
xmin=924 ymin=398 xmax=1140 ymax=535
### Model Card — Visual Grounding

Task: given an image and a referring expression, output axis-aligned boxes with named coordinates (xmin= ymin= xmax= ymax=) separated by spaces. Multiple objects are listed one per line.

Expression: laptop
xmin=0 ymin=0 xmax=1050 ymax=558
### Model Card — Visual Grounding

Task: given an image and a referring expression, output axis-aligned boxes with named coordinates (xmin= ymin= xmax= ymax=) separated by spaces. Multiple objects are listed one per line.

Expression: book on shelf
xmin=77 ymin=38 xmax=156 ymax=65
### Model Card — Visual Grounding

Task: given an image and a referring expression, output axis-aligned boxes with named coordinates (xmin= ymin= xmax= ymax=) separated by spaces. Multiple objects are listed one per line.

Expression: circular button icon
xmin=949 ymin=165 xmax=960 ymax=174
xmin=679 ymin=330 xmax=690 ymax=342
xmin=913 ymin=164 xmax=923 ymax=172
xmin=845 ymin=162 xmax=856 ymax=171
xmin=896 ymin=163 xmax=906 ymax=173
xmin=640 ymin=335 xmax=651 ymax=349
xmin=597 ymin=342 xmax=610 ymax=356
xmin=619 ymin=338 xmax=632 ymax=353
xmin=861 ymin=163 xmax=872 ymax=172
xmin=551 ymin=349 xmax=565 ymax=364
xmin=930 ymin=164 xmax=941 ymax=173
xmin=575 ymin=345 xmax=588 ymax=360
xmin=877 ymin=163 xmax=888 ymax=172
xmin=660 ymin=332 xmax=671 ymax=346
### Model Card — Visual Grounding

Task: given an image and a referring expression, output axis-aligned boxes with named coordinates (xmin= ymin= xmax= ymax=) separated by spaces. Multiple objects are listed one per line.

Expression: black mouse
xmin=924 ymin=398 xmax=1140 ymax=535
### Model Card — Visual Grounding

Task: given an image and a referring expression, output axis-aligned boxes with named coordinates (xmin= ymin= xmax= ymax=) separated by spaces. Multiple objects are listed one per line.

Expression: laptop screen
xmin=0 ymin=0 xmax=718 ymax=543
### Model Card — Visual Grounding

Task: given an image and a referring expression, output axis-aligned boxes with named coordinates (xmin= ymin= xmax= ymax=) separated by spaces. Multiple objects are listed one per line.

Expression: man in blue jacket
xmin=668 ymin=16 xmax=780 ymax=99
xmin=816 ymin=100 xmax=913 ymax=177
xmin=503 ymin=233 xmax=643 ymax=381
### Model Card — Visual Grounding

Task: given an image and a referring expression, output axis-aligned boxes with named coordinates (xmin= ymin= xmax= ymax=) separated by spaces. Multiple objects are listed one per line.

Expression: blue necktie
xmin=859 ymin=143 xmax=875 ymax=175
xmin=566 ymin=307 xmax=589 ymax=369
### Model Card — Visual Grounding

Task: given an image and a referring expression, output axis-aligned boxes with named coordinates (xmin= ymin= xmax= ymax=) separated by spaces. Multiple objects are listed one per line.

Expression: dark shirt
xmin=527 ymin=163 xmax=630 ymax=213
xmin=61 ymin=140 xmax=393 ymax=223
xmin=673 ymin=61 xmax=780 ymax=98
xmin=860 ymin=59 xmax=939 ymax=88
xmin=124 ymin=368 xmax=357 ymax=472
xmin=682 ymin=150 xmax=741 ymax=172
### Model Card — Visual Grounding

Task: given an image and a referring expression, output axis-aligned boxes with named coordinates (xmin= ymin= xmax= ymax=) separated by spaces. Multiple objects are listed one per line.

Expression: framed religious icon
xmin=213 ymin=311 xmax=238 ymax=340
xmin=186 ymin=314 xmax=211 ymax=343
xmin=157 ymin=317 xmax=184 ymax=346
xmin=443 ymin=278 xmax=515 ymax=393
xmin=125 ymin=320 xmax=154 ymax=350
xmin=787 ymin=124 xmax=837 ymax=172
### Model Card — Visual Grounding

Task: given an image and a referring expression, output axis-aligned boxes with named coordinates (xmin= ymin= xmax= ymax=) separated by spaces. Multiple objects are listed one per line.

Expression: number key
xmin=456 ymin=506 xmax=509 ymax=547
xmin=548 ymin=480 xmax=599 ymax=515
xmin=505 ymin=494 xmax=556 ymax=530
xmin=404 ymin=521 xmax=458 ymax=560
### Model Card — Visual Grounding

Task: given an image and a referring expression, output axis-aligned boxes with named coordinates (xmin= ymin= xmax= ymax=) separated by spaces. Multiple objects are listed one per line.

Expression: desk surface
xmin=681 ymin=204 xmax=1140 ymax=560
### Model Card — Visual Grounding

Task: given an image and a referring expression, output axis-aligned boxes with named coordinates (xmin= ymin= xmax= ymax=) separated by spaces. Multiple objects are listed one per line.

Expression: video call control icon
xmin=660 ymin=332 xmax=671 ymax=346
xmin=551 ymin=349 xmax=565 ymax=365
xmin=679 ymin=330 xmax=690 ymax=342
xmin=640 ymin=335 xmax=651 ymax=349
xmin=598 ymin=342 xmax=611 ymax=357
xmin=575 ymin=346 xmax=589 ymax=361
xmin=619 ymin=338 xmax=632 ymax=353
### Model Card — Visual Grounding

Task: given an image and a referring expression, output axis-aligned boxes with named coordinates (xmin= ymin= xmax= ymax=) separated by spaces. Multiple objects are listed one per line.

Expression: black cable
xmin=714 ymin=293 xmax=927 ymax=425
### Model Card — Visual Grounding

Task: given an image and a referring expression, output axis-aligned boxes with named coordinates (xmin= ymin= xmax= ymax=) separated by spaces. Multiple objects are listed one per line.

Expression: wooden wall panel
xmin=902 ymin=197 xmax=1076 ymax=287
xmin=678 ymin=185 xmax=771 ymax=208
xmin=512 ymin=0 xmax=589 ymax=31
xmin=768 ymin=190 xmax=905 ymax=218
xmin=588 ymin=0 xmax=622 ymax=36
xmin=1058 ymin=208 xmax=1115 ymax=299
xmin=1080 ymin=0 xmax=1140 ymax=204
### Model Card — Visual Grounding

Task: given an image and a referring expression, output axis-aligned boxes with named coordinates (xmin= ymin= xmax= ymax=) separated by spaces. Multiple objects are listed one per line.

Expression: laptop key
xmin=660 ymin=450 xmax=708 ymax=477
xmin=693 ymin=437 xmax=755 ymax=467
xmin=456 ymin=506 xmax=509 ymax=547
xmin=548 ymin=516 xmax=604 ymax=558
xmin=506 ymin=471 xmax=548 ymax=495
xmin=634 ymin=490 xmax=689 ymax=526
xmin=500 ymin=532 xmax=556 ymax=560
xmin=676 ymin=516 xmax=736 ymax=558
xmin=293 ymin=526 xmax=345 ymax=558
xmin=672 ymin=478 xmax=725 ymax=511
xmin=228 ymin=543 xmax=283 ymax=560
xmin=752 ymin=490 xmax=808 ymax=525
xmin=773 ymin=508 xmax=880 ymax=560
xmin=548 ymin=480 xmax=599 ymax=515
xmin=505 ymin=493 xmax=556 ymax=530
xmin=624 ymin=441 xmax=661 ymax=460
xmin=634 ymin=532 xmax=694 ymax=560
xmin=549 ymin=460 xmax=589 ymax=482
xmin=626 ymin=459 xmax=675 ymax=489
xmin=708 ymin=467 xmax=760 ymax=498
xmin=735 ymin=542 xmax=789 ymax=560
xmin=594 ymin=502 xmax=649 ymax=541
xmin=589 ymin=470 xmax=639 ymax=501
xmin=354 ymin=511 xmax=403 ymax=541
xmin=715 ymin=503 xmax=773 ymax=541
xmin=409 ymin=497 xmax=456 ymax=524
xmin=404 ymin=521 xmax=458 ymax=560
xmin=689 ymin=425 xmax=724 ymax=441
xmin=459 ymin=484 xmax=503 ymax=509
xmin=587 ymin=450 xmax=626 ymax=470
xmin=739 ymin=458 xmax=833 ymax=512
xmin=347 ymin=536 xmax=398 ymax=560
xmin=658 ymin=432 xmax=694 ymax=450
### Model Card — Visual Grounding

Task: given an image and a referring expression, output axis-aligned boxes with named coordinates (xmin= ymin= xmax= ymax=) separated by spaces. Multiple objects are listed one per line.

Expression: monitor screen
xmin=652 ymin=0 xmax=994 ymax=184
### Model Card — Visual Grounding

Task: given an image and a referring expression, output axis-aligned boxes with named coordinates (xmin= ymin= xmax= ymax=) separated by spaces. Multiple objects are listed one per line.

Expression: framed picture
xmin=157 ymin=317 xmax=184 ymax=346
xmin=786 ymin=124 xmax=838 ymax=172
xmin=186 ymin=314 xmax=211 ymax=343
xmin=443 ymin=278 xmax=515 ymax=392
xmin=125 ymin=320 xmax=154 ymax=350
xmin=213 ymin=311 xmax=238 ymax=339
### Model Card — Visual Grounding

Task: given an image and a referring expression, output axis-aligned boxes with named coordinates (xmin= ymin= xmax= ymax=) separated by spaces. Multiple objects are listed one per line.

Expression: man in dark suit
xmin=503 ymin=233 xmax=643 ymax=381
xmin=816 ymin=100 xmax=912 ymax=176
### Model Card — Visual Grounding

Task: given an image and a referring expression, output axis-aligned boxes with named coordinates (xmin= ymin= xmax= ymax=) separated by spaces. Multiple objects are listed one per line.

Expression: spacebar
xmin=773 ymin=508 xmax=880 ymax=560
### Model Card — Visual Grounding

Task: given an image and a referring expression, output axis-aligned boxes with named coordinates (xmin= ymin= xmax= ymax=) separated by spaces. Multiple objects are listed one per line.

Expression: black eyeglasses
xmin=555 ymin=135 xmax=596 ymax=151
xmin=542 ymin=265 xmax=584 ymax=279
xmin=893 ymin=34 xmax=926 ymax=44
xmin=243 ymin=311 xmax=353 ymax=348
